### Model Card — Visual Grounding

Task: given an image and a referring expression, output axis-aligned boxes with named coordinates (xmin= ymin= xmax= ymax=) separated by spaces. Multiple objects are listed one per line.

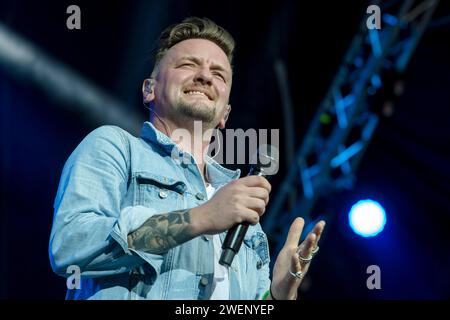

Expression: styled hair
xmin=153 ymin=17 xmax=235 ymax=73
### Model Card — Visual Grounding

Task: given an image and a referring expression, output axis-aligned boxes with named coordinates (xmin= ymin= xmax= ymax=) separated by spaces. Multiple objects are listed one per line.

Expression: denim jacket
xmin=49 ymin=122 xmax=271 ymax=300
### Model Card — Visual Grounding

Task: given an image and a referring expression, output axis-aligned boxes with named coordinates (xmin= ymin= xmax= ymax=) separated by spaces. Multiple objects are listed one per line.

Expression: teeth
xmin=186 ymin=90 xmax=207 ymax=97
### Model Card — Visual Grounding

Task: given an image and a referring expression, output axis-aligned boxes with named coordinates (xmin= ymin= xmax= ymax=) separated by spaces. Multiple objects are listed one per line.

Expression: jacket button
xmin=158 ymin=190 xmax=168 ymax=199
xmin=200 ymin=277 xmax=209 ymax=286
xmin=256 ymin=260 xmax=262 ymax=269
xmin=196 ymin=192 xmax=205 ymax=200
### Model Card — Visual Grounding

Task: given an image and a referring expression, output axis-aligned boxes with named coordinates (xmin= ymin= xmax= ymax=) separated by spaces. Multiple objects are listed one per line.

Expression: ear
xmin=217 ymin=104 xmax=231 ymax=129
xmin=142 ymin=78 xmax=155 ymax=105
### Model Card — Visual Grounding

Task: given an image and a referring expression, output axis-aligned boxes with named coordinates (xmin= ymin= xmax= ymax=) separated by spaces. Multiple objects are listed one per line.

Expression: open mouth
xmin=183 ymin=89 xmax=213 ymax=100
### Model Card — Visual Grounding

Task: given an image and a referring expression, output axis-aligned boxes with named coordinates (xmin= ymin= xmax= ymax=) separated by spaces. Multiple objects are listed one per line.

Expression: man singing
xmin=49 ymin=17 xmax=325 ymax=300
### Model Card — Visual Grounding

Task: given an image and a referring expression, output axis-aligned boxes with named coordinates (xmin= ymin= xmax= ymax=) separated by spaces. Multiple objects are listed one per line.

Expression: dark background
xmin=0 ymin=0 xmax=449 ymax=299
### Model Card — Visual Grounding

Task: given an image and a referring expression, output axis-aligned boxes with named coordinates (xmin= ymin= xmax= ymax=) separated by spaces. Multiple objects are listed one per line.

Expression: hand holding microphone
xmin=189 ymin=145 xmax=277 ymax=266
xmin=220 ymin=146 xmax=277 ymax=266
xmin=189 ymin=175 xmax=271 ymax=236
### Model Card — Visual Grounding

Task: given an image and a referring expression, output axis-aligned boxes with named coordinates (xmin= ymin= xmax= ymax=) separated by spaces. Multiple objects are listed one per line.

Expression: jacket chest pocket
xmin=242 ymin=231 xmax=270 ymax=274
xmin=134 ymin=172 xmax=187 ymax=212
xmin=240 ymin=231 xmax=270 ymax=298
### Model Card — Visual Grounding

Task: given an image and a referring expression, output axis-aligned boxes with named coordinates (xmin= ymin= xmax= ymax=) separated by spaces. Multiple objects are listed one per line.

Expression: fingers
xmin=245 ymin=187 xmax=270 ymax=205
xmin=243 ymin=197 xmax=267 ymax=216
xmin=297 ymin=231 xmax=316 ymax=260
xmin=295 ymin=220 xmax=326 ymax=274
xmin=311 ymin=220 xmax=326 ymax=244
xmin=292 ymin=232 xmax=316 ymax=276
xmin=298 ymin=220 xmax=326 ymax=256
xmin=240 ymin=208 xmax=261 ymax=225
xmin=285 ymin=219 xmax=326 ymax=284
xmin=239 ymin=176 xmax=271 ymax=193
xmin=283 ymin=217 xmax=305 ymax=249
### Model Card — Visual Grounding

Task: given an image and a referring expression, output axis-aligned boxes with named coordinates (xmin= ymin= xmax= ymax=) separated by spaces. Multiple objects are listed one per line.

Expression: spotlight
xmin=348 ymin=199 xmax=386 ymax=237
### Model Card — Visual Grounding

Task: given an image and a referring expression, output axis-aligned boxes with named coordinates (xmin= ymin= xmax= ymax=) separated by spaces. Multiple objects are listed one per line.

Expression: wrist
xmin=188 ymin=205 xmax=209 ymax=236
xmin=271 ymin=278 xmax=299 ymax=300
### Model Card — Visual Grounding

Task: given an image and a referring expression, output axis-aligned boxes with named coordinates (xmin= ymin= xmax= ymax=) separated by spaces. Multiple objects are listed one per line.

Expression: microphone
xmin=219 ymin=145 xmax=278 ymax=267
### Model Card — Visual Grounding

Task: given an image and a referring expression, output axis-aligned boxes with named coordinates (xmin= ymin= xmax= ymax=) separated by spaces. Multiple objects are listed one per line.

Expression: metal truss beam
xmin=263 ymin=0 xmax=440 ymax=253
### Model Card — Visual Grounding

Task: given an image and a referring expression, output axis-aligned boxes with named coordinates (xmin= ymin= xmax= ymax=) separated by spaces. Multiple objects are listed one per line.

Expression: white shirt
xmin=205 ymin=183 xmax=230 ymax=300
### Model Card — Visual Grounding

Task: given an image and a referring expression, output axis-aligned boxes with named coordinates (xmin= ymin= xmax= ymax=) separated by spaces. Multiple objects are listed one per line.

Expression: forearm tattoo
xmin=127 ymin=209 xmax=193 ymax=254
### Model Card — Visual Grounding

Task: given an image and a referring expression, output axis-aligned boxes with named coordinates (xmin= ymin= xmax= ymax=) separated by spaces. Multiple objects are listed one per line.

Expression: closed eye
xmin=179 ymin=62 xmax=195 ymax=67
xmin=213 ymin=72 xmax=226 ymax=81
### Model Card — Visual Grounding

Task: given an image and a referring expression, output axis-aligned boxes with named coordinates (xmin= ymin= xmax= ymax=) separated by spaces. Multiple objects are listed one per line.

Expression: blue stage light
xmin=348 ymin=199 xmax=386 ymax=237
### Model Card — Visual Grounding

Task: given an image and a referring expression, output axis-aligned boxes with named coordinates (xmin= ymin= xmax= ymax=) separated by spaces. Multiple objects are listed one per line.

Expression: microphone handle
xmin=219 ymin=164 xmax=267 ymax=267
xmin=219 ymin=222 xmax=249 ymax=267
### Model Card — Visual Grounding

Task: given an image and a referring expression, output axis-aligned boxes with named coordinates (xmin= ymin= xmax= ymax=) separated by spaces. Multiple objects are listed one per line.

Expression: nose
xmin=194 ymin=67 xmax=213 ymax=86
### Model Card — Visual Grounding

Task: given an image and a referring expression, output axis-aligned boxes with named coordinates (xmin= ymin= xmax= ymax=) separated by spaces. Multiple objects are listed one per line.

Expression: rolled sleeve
xmin=110 ymin=205 xmax=164 ymax=273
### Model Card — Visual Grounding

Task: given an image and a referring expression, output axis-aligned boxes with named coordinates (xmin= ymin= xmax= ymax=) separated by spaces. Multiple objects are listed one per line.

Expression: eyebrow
xmin=179 ymin=55 xmax=230 ymax=74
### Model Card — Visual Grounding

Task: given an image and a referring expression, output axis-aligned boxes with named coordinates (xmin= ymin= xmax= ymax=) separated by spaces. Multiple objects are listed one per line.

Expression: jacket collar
xmin=140 ymin=121 xmax=240 ymax=185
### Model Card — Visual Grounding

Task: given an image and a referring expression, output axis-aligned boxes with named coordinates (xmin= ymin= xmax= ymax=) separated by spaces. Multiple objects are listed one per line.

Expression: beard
xmin=174 ymin=98 xmax=217 ymax=125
